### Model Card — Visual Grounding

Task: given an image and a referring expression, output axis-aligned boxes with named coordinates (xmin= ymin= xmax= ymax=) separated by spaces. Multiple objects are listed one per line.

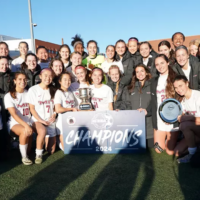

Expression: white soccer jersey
xmin=4 ymin=90 xmax=32 ymax=129
xmin=69 ymin=82 xmax=91 ymax=106
xmin=54 ymin=89 xmax=75 ymax=135
xmin=28 ymin=84 xmax=54 ymax=122
xmin=90 ymin=84 xmax=113 ymax=111
xmin=156 ymin=74 xmax=173 ymax=131
xmin=181 ymin=90 xmax=200 ymax=117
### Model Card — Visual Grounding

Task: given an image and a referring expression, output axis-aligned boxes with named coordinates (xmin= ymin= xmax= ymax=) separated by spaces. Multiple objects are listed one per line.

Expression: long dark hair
xmin=155 ymin=54 xmax=177 ymax=98
xmin=106 ymin=45 xmax=117 ymax=61
xmin=9 ymin=72 xmax=27 ymax=99
xmin=158 ymin=40 xmax=175 ymax=65
xmin=39 ymin=69 xmax=56 ymax=99
xmin=128 ymin=64 xmax=152 ymax=94
xmin=56 ymin=44 xmax=71 ymax=60
xmin=21 ymin=53 xmax=38 ymax=70
xmin=49 ymin=58 xmax=65 ymax=75
xmin=57 ymin=72 xmax=72 ymax=92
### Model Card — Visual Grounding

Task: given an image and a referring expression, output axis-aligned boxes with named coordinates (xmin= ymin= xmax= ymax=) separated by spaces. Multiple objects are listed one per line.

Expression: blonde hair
xmin=188 ymin=39 xmax=200 ymax=54
xmin=108 ymin=65 xmax=121 ymax=102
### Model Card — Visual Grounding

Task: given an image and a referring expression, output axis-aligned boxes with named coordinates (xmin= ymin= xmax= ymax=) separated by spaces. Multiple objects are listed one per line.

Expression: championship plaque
xmin=159 ymin=98 xmax=182 ymax=123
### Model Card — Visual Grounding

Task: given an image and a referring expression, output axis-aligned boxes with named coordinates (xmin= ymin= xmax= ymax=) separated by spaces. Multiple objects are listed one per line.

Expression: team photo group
xmin=0 ymin=32 xmax=200 ymax=166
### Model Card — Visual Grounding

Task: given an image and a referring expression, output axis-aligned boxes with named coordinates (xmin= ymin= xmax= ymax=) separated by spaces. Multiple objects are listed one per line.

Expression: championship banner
xmin=60 ymin=110 xmax=146 ymax=154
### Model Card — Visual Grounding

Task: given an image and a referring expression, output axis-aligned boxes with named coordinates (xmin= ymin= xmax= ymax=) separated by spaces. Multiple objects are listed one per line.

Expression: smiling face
xmin=59 ymin=47 xmax=70 ymax=60
xmin=59 ymin=74 xmax=71 ymax=90
xmin=71 ymin=53 xmax=82 ymax=66
xmin=26 ymin=55 xmax=37 ymax=71
xmin=173 ymin=79 xmax=189 ymax=96
xmin=14 ymin=74 xmax=27 ymax=89
xmin=128 ymin=40 xmax=138 ymax=54
xmin=159 ymin=45 xmax=171 ymax=58
xmin=39 ymin=70 xmax=53 ymax=86
xmin=91 ymin=69 xmax=103 ymax=85
xmin=0 ymin=58 xmax=9 ymax=72
xmin=109 ymin=68 xmax=120 ymax=83
xmin=0 ymin=44 xmax=9 ymax=56
xmin=189 ymin=45 xmax=198 ymax=56
xmin=172 ymin=33 xmax=184 ymax=48
xmin=19 ymin=43 xmax=28 ymax=56
xmin=175 ymin=49 xmax=189 ymax=67
xmin=155 ymin=57 xmax=169 ymax=75
xmin=75 ymin=43 xmax=84 ymax=55
xmin=75 ymin=68 xmax=87 ymax=82
xmin=135 ymin=66 xmax=147 ymax=81
xmin=116 ymin=42 xmax=126 ymax=56
xmin=87 ymin=42 xmax=97 ymax=56
xmin=140 ymin=43 xmax=151 ymax=58
xmin=37 ymin=48 xmax=48 ymax=61
xmin=106 ymin=46 xmax=115 ymax=60
xmin=51 ymin=60 xmax=63 ymax=76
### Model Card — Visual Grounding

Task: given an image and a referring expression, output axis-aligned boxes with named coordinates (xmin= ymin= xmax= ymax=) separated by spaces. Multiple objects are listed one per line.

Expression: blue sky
xmin=0 ymin=0 xmax=200 ymax=52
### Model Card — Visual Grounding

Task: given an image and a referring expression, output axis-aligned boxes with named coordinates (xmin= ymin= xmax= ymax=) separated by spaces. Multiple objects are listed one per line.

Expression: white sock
xmin=19 ymin=144 xmax=28 ymax=158
xmin=59 ymin=143 xmax=64 ymax=151
xmin=36 ymin=149 xmax=43 ymax=156
xmin=188 ymin=147 xmax=197 ymax=155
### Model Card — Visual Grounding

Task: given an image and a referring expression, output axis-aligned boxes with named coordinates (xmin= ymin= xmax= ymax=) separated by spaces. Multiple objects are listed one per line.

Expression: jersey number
xmin=46 ymin=105 xmax=50 ymax=113
xmin=23 ymin=108 xmax=29 ymax=116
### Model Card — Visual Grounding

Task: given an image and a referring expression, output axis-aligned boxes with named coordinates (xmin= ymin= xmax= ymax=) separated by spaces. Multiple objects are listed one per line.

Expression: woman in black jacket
xmin=21 ymin=53 xmax=41 ymax=89
xmin=115 ymin=39 xmax=135 ymax=86
xmin=127 ymin=37 xmax=143 ymax=66
xmin=127 ymin=64 xmax=153 ymax=147
xmin=139 ymin=41 xmax=157 ymax=77
xmin=139 ymin=54 xmax=179 ymax=155
xmin=172 ymin=45 xmax=200 ymax=90
xmin=107 ymin=65 xmax=131 ymax=110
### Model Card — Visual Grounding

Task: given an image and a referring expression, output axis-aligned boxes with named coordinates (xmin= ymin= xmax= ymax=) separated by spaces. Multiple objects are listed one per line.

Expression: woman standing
xmin=127 ymin=37 xmax=142 ymax=66
xmin=91 ymin=68 xmax=113 ymax=111
xmin=36 ymin=46 xmax=49 ymax=69
xmin=139 ymin=54 xmax=179 ymax=154
xmin=115 ymin=39 xmax=135 ymax=86
xmin=101 ymin=45 xmax=124 ymax=74
xmin=0 ymin=42 xmax=12 ymax=69
xmin=55 ymin=72 xmax=77 ymax=150
xmin=172 ymin=45 xmax=200 ymax=90
xmin=57 ymin=44 xmax=71 ymax=68
xmin=107 ymin=65 xmax=131 ymax=110
xmin=21 ymin=53 xmax=41 ymax=89
xmin=128 ymin=64 xmax=153 ymax=146
xmin=28 ymin=68 xmax=57 ymax=164
xmin=4 ymin=72 xmax=33 ymax=165
xmin=11 ymin=41 xmax=29 ymax=72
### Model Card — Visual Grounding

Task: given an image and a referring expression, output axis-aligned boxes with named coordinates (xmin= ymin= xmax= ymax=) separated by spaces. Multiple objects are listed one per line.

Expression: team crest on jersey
xmin=67 ymin=116 xmax=76 ymax=125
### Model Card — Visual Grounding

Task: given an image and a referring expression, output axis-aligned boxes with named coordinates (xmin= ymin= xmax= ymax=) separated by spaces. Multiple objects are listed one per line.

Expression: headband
xmin=73 ymin=41 xmax=83 ymax=48
xmin=75 ymin=66 xmax=86 ymax=71
xmin=128 ymin=38 xmax=138 ymax=43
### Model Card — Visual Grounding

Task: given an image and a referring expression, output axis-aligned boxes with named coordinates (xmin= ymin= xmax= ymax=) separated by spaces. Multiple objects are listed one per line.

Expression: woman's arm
xmin=108 ymin=102 xmax=113 ymax=110
xmin=55 ymin=104 xmax=77 ymax=113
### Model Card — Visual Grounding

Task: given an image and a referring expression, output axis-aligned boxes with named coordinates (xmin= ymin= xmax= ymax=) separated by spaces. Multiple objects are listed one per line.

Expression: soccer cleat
xmin=22 ymin=157 xmax=33 ymax=165
xmin=35 ymin=155 xmax=43 ymax=164
xmin=177 ymin=154 xmax=192 ymax=164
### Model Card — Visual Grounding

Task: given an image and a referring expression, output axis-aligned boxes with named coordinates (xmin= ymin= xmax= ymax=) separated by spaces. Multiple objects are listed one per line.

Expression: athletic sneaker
xmin=22 ymin=157 xmax=33 ymax=165
xmin=177 ymin=154 xmax=192 ymax=164
xmin=35 ymin=155 xmax=43 ymax=164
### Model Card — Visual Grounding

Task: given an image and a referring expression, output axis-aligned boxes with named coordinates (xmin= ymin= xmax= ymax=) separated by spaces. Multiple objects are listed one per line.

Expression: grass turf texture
xmin=0 ymin=149 xmax=200 ymax=200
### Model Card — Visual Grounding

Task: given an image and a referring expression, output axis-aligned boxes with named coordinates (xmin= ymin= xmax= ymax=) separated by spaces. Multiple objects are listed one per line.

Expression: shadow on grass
xmin=11 ymin=126 xmax=103 ymax=200
xmin=81 ymin=148 xmax=155 ymax=200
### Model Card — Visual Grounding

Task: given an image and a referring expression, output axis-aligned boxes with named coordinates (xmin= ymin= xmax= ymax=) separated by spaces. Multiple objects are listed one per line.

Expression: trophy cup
xmin=78 ymin=88 xmax=92 ymax=111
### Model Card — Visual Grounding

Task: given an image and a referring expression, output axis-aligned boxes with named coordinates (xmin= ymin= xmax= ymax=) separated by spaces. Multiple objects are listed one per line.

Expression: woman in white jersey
xmin=28 ymin=68 xmax=56 ymax=164
xmin=11 ymin=41 xmax=29 ymax=72
xmin=55 ymin=72 xmax=77 ymax=150
xmin=139 ymin=54 xmax=179 ymax=155
xmin=4 ymin=72 xmax=33 ymax=165
xmin=173 ymin=75 xmax=200 ymax=163
xmin=90 ymin=67 xmax=113 ymax=111
xmin=70 ymin=65 xmax=91 ymax=106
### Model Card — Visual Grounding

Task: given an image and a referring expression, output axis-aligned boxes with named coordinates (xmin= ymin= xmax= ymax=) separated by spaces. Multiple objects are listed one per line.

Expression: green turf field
xmin=0 ymin=149 xmax=200 ymax=200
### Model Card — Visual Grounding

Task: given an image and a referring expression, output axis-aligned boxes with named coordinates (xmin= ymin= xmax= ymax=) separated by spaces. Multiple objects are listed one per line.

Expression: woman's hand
xmin=39 ymin=119 xmax=50 ymax=126
xmin=72 ymin=108 xmax=78 ymax=112
xmin=24 ymin=124 xmax=33 ymax=136
xmin=48 ymin=114 xmax=56 ymax=124
xmin=137 ymin=108 xmax=147 ymax=115
xmin=177 ymin=115 xmax=182 ymax=123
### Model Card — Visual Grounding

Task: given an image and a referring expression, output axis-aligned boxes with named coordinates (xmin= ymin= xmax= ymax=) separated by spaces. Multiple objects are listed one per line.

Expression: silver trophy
xmin=78 ymin=88 xmax=92 ymax=110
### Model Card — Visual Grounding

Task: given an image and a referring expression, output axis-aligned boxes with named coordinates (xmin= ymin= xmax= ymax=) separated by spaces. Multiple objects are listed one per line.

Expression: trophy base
xmin=79 ymin=103 xmax=92 ymax=111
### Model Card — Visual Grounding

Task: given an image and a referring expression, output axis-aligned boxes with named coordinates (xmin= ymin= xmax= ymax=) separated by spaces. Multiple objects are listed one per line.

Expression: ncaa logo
xmin=91 ymin=113 xmax=113 ymax=129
